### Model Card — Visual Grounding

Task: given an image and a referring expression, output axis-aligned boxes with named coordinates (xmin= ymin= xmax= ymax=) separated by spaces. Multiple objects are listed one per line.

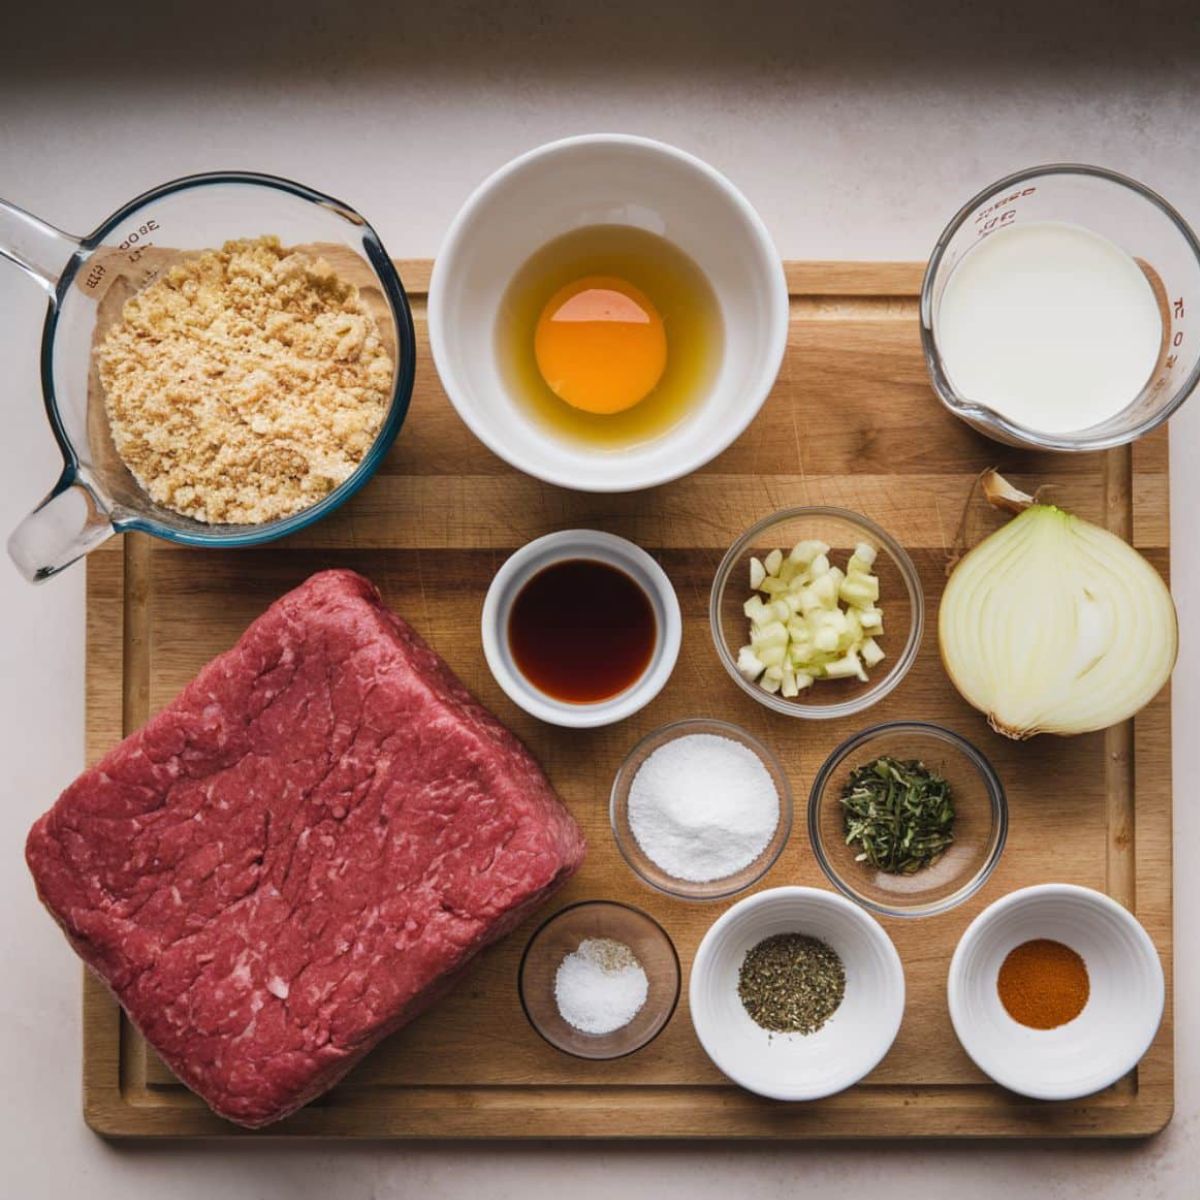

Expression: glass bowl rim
xmin=517 ymin=898 xmax=682 ymax=1060
xmin=609 ymin=716 xmax=795 ymax=902
xmin=708 ymin=505 xmax=925 ymax=719
xmin=807 ymin=719 xmax=1008 ymax=919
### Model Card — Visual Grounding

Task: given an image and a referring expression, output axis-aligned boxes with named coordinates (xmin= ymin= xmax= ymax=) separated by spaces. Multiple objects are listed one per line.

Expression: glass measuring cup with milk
xmin=921 ymin=165 xmax=1200 ymax=451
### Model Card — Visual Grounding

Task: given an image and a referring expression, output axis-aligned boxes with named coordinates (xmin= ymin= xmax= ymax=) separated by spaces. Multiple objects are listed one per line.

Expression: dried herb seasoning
xmin=737 ymin=933 xmax=845 ymax=1035
xmin=840 ymin=756 xmax=956 ymax=875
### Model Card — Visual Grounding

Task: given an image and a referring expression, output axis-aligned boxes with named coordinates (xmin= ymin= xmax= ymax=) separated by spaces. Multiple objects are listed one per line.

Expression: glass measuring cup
xmin=1 ymin=173 xmax=416 ymax=581
xmin=920 ymin=164 xmax=1200 ymax=451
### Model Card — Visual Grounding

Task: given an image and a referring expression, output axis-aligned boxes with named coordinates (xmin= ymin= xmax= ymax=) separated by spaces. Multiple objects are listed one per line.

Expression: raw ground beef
xmin=26 ymin=569 xmax=585 ymax=1128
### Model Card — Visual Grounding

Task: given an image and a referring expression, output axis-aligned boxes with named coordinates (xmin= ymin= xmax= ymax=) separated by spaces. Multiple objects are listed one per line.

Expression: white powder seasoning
xmin=627 ymin=733 xmax=780 ymax=882
xmin=555 ymin=938 xmax=649 ymax=1035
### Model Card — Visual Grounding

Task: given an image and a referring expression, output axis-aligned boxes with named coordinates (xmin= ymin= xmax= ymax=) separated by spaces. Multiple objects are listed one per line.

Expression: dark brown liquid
xmin=508 ymin=558 xmax=656 ymax=704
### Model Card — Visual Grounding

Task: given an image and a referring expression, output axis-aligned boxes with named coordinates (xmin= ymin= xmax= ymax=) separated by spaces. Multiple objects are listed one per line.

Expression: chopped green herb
xmin=840 ymin=755 xmax=955 ymax=875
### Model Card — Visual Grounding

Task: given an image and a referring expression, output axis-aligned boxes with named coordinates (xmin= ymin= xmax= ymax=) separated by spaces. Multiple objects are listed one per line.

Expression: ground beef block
xmin=26 ymin=569 xmax=586 ymax=1128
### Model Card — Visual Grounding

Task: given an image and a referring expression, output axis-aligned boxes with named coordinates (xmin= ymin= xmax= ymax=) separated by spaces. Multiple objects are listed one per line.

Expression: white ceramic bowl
xmin=481 ymin=529 xmax=681 ymax=728
xmin=947 ymin=884 xmax=1164 ymax=1101
xmin=689 ymin=887 xmax=906 ymax=1101
xmin=428 ymin=133 xmax=789 ymax=492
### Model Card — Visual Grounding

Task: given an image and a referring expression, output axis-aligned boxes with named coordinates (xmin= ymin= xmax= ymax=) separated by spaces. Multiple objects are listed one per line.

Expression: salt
xmin=555 ymin=937 xmax=649 ymax=1035
xmin=627 ymin=733 xmax=779 ymax=882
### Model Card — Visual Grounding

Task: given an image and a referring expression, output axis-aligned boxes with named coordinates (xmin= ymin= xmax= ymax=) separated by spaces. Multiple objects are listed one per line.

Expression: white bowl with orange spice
xmin=947 ymin=884 xmax=1164 ymax=1100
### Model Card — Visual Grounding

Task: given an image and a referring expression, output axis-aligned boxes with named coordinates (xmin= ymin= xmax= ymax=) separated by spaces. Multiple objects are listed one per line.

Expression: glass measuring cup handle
xmin=8 ymin=470 xmax=115 ymax=583
xmin=0 ymin=196 xmax=81 ymax=298
xmin=0 ymin=196 xmax=111 ymax=580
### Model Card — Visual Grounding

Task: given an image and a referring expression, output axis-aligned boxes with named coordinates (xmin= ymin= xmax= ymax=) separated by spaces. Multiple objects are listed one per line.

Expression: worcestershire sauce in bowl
xmin=508 ymin=559 xmax=656 ymax=703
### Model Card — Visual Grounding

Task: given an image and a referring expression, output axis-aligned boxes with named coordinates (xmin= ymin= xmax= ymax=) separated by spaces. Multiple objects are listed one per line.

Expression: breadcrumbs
xmin=96 ymin=236 xmax=394 ymax=524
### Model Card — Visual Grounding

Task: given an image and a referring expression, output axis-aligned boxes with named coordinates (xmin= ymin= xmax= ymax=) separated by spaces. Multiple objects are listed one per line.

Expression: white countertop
xmin=2 ymin=4 xmax=1197 ymax=1196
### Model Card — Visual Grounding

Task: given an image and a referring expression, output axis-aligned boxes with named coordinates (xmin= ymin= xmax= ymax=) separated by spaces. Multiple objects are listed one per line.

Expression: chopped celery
xmin=789 ymin=538 xmax=829 ymax=566
xmin=825 ymin=649 xmax=867 ymax=681
xmin=788 ymin=641 xmax=813 ymax=667
xmin=862 ymin=637 xmax=885 ymax=668
xmin=839 ymin=575 xmax=879 ymax=608
xmin=859 ymin=606 xmax=883 ymax=631
xmin=759 ymin=644 xmax=787 ymax=669
xmin=853 ymin=540 xmax=877 ymax=567
xmin=737 ymin=538 xmax=885 ymax=696
xmin=737 ymin=645 xmax=765 ymax=678
xmin=744 ymin=595 xmax=770 ymax=624
xmin=813 ymin=625 xmax=840 ymax=653
xmin=797 ymin=586 xmax=822 ymax=614
xmin=846 ymin=541 xmax=877 ymax=576
xmin=810 ymin=573 xmax=838 ymax=609
xmin=752 ymin=621 xmax=788 ymax=649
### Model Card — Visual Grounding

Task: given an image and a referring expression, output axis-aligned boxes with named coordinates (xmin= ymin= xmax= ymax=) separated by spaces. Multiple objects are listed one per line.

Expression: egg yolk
xmin=534 ymin=275 xmax=667 ymax=415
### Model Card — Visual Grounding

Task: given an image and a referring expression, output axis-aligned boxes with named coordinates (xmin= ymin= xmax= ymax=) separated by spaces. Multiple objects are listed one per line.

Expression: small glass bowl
xmin=808 ymin=722 xmax=1007 ymax=919
xmin=610 ymin=718 xmax=794 ymax=901
xmin=518 ymin=900 xmax=681 ymax=1060
xmin=710 ymin=506 xmax=924 ymax=719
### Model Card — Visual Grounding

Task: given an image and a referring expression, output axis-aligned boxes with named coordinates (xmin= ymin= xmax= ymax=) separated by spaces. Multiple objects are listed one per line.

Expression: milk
xmin=935 ymin=221 xmax=1163 ymax=434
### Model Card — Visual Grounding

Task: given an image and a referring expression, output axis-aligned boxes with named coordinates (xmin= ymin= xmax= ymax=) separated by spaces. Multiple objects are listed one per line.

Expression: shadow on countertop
xmin=7 ymin=0 xmax=1200 ymax=81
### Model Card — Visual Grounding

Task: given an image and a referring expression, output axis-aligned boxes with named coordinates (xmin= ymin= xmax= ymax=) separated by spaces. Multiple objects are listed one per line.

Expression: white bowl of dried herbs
xmin=689 ymin=886 xmax=905 ymax=1101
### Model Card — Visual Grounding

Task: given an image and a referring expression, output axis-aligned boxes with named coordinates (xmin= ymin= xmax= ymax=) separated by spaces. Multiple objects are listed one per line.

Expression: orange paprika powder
xmin=997 ymin=938 xmax=1089 ymax=1029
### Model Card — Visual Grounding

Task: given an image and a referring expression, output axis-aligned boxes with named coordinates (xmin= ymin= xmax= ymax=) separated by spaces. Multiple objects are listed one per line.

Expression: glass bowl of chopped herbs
xmin=808 ymin=722 xmax=1007 ymax=918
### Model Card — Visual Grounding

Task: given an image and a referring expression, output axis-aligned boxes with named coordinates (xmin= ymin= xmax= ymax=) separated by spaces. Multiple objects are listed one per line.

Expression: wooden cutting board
xmin=80 ymin=260 xmax=1173 ymax=1138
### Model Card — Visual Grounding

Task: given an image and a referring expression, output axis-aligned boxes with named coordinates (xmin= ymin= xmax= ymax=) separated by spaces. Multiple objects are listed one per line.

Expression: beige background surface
xmin=1 ymin=2 xmax=1197 ymax=1196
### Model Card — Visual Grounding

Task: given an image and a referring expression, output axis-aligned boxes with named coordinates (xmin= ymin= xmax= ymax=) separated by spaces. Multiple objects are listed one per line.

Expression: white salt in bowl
xmin=519 ymin=900 xmax=682 ymax=1060
xmin=948 ymin=883 xmax=1164 ymax=1100
xmin=610 ymin=718 xmax=793 ymax=901
xmin=690 ymin=887 xmax=905 ymax=1101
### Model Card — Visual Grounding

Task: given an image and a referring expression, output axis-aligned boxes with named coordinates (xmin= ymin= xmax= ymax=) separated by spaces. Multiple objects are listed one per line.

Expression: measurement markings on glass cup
xmin=82 ymin=218 xmax=164 ymax=295
xmin=973 ymin=187 xmax=1036 ymax=236
xmin=1150 ymin=295 xmax=1188 ymax=393
xmin=118 ymin=219 xmax=159 ymax=265
xmin=1165 ymin=295 xmax=1186 ymax=371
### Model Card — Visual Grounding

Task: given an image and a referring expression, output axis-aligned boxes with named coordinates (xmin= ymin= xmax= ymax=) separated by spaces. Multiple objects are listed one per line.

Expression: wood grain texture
xmin=80 ymin=261 xmax=1173 ymax=1139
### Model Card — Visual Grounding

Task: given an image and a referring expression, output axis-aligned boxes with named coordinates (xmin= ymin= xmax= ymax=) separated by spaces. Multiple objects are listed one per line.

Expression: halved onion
xmin=939 ymin=472 xmax=1177 ymax=739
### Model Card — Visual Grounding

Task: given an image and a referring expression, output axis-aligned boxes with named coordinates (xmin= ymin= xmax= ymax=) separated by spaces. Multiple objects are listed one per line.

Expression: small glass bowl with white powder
xmin=518 ymin=901 xmax=681 ymax=1059
xmin=611 ymin=718 xmax=794 ymax=901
